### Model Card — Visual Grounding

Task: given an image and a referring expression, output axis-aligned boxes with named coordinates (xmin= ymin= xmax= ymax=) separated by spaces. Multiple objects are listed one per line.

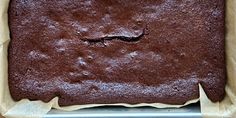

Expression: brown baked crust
xmin=8 ymin=0 xmax=226 ymax=106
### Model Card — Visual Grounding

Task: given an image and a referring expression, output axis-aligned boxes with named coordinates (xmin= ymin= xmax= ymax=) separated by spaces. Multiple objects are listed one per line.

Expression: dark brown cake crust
xmin=8 ymin=0 xmax=226 ymax=106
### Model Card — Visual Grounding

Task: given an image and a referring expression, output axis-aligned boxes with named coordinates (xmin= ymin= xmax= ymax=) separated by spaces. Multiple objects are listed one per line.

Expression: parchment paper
xmin=0 ymin=0 xmax=235 ymax=118
xmin=200 ymin=0 xmax=236 ymax=118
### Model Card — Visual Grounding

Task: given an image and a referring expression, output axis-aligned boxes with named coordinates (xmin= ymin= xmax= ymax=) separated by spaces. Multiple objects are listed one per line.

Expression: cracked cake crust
xmin=8 ymin=0 xmax=226 ymax=106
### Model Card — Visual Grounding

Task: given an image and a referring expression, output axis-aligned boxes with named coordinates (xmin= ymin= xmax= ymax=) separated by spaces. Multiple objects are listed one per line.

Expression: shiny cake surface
xmin=8 ymin=0 xmax=225 ymax=106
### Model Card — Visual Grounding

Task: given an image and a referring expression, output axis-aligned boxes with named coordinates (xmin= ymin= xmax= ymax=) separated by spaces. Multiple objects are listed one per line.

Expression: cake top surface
xmin=8 ymin=0 xmax=225 ymax=106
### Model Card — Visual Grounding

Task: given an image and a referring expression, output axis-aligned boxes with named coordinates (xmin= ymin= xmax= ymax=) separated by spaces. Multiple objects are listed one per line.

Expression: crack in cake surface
xmin=80 ymin=28 xmax=145 ymax=45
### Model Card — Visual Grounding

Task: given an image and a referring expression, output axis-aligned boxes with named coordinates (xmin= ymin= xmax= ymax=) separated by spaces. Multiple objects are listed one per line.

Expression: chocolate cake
xmin=8 ymin=0 xmax=226 ymax=106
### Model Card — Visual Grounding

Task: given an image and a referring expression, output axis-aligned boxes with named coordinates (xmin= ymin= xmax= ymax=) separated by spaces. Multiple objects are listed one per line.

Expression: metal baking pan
xmin=45 ymin=103 xmax=201 ymax=118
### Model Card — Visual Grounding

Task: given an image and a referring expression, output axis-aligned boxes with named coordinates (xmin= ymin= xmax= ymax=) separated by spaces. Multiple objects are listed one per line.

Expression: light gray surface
xmin=45 ymin=104 xmax=201 ymax=118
